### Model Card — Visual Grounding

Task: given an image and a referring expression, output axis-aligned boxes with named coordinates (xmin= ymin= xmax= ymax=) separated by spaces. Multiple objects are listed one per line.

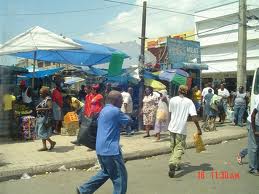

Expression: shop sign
xmin=167 ymin=37 xmax=201 ymax=68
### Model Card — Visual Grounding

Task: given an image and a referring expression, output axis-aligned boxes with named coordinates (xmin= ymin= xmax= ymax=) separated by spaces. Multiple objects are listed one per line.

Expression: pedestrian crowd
xmin=2 ymin=80 xmax=259 ymax=194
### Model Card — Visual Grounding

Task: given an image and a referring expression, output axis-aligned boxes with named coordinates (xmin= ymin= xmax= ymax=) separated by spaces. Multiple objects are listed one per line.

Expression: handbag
xmin=43 ymin=111 xmax=52 ymax=129
xmin=77 ymin=114 xmax=98 ymax=150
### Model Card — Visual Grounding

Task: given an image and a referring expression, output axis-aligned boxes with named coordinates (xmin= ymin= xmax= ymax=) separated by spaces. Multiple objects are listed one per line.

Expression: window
xmin=254 ymin=68 xmax=259 ymax=95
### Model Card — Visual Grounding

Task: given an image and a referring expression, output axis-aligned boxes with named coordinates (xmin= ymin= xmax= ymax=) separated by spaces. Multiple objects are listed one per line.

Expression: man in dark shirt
xmin=78 ymin=85 xmax=86 ymax=102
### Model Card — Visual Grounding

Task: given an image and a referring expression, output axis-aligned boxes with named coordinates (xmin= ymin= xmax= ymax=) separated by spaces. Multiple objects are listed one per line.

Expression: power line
xmin=0 ymin=5 xmax=121 ymax=16
xmin=72 ymin=2 xmax=239 ymax=39
xmin=104 ymin=0 xmax=244 ymax=26
xmin=194 ymin=0 xmax=238 ymax=13
xmin=56 ymin=0 xmax=240 ymax=39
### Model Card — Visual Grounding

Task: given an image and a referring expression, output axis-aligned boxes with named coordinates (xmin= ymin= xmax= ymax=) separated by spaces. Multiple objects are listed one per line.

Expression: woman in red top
xmin=90 ymin=84 xmax=104 ymax=116
xmin=84 ymin=84 xmax=104 ymax=118
xmin=52 ymin=83 xmax=63 ymax=134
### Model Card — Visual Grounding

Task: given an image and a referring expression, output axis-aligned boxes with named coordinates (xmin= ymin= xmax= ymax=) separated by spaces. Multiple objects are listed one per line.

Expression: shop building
xmin=195 ymin=1 xmax=259 ymax=91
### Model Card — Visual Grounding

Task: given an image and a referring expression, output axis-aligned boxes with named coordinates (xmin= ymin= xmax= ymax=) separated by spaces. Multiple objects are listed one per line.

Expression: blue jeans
xmin=247 ymin=122 xmax=259 ymax=172
xmin=124 ymin=114 xmax=133 ymax=135
xmin=234 ymin=105 xmax=246 ymax=126
xmin=78 ymin=154 xmax=127 ymax=194
xmin=239 ymin=148 xmax=248 ymax=158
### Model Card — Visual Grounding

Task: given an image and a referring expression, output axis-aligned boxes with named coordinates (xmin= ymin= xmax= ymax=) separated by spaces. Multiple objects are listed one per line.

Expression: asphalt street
xmin=0 ymin=138 xmax=258 ymax=194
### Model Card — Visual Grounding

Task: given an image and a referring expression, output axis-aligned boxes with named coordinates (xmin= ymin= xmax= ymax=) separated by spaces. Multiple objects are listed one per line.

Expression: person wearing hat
xmin=35 ymin=86 xmax=56 ymax=151
xmin=168 ymin=85 xmax=202 ymax=178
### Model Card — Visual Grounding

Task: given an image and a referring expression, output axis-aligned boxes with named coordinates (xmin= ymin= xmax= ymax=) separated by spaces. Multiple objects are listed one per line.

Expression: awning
xmin=171 ymin=62 xmax=208 ymax=70
xmin=144 ymin=78 xmax=166 ymax=90
xmin=202 ymin=61 xmax=259 ymax=74
xmin=64 ymin=77 xmax=85 ymax=85
xmin=159 ymin=69 xmax=189 ymax=85
xmin=22 ymin=67 xmax=63 ymax=78
xmin=182 ymin=63 xmax=208 ymax=70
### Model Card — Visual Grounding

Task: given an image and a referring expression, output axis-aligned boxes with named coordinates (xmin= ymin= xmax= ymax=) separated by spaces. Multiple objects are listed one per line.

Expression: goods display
xmin=14 ymin=103 xmax=32 ymax=115
xmin=20 ymin=116 xmax=36 ymax=140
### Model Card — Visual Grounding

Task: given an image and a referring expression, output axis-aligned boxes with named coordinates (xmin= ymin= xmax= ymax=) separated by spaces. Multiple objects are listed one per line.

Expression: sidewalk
xmin=0 ymin=122 xmax=247 ymax=181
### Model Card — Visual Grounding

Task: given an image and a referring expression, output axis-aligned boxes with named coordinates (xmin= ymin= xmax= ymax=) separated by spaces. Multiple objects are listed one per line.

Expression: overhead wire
xmin=0 ymin=5 xmax=122 ymax=16
xmin=103 ymin=0 xmax=246 ymax=26
xmin=72 ymin=1 xmax=240 ymax=39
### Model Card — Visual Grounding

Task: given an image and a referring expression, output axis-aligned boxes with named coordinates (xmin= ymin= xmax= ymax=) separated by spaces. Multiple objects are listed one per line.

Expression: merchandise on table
xmin=14 ymin=103 xmax=32 ymax=115
xmin=20 ymin=116 xmax=36 ymax=140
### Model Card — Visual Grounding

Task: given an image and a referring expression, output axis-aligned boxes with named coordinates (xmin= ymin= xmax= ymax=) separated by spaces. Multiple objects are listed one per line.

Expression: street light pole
xmin=138 ymin=1 xmax=147 ymax=131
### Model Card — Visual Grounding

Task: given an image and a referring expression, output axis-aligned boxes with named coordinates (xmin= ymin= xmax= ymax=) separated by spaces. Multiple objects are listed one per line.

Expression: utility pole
xmin=138 ymin=1 xmax=147 ymax=131
xmin=237 ymin=0 xmax=247 ymax=91
xmin=32 ymin=51 xmax=37 ymax=89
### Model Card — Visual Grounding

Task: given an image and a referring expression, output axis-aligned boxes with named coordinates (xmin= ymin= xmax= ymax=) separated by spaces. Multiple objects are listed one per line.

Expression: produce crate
xmin=61 ymin=121 xmax=79 ymax=136
xmin=63 ymin=112 xmax=79 ymax=123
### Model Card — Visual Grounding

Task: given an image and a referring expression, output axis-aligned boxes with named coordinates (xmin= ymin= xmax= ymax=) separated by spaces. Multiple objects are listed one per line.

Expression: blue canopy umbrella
xmin=13 ymin=39 xmax=127 ymax=66
xmin=22 ymin=67 xmax=64 ymax=78
xmin=159 ymin=69 xmax=189 ymax=85
xmin=0 ymin=26 xmax=128 ymax=88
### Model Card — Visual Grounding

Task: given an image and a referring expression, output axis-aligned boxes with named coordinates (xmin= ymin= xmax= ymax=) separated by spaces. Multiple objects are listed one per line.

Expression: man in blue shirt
xmin=77 ymin=91 xmax=131 ymax=194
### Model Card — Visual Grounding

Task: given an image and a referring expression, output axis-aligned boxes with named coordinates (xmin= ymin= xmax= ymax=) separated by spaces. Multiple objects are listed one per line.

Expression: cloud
xmin=81 ymin=0 xmax=235 ymax=43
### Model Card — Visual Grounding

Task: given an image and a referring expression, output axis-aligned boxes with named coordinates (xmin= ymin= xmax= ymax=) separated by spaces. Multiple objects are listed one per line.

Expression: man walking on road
xmin=77 ymin=91 xmax=131 ymax=194
xmin=247 ymin=95 xmax=259 ymax=175
xmin=168 ymin=85 xmax=202 ymax=178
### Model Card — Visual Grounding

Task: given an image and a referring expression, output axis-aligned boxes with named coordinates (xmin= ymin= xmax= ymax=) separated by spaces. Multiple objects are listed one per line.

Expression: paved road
xmin=0 ymin=138 xmax=258 ymax=194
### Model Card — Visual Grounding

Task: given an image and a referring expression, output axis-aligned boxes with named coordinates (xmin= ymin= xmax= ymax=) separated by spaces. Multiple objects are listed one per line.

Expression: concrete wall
xmin=195 ymin=1 xmax=259 ymax=78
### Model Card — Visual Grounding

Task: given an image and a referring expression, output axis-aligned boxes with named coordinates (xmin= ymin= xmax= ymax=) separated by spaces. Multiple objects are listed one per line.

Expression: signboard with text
xmin=167 ymin=38 xmax=201 ymax=68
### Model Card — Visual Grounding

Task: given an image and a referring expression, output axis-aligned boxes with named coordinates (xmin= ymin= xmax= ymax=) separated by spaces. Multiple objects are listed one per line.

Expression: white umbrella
xmin=0 ymin=26 xmax=81 ymax=55
xmin=0 ymin=26 xmax=81 ymax=87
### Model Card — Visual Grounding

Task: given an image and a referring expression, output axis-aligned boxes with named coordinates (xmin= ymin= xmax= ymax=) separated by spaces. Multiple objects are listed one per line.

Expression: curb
xmin=0 ymin=132 xmax=247 ymax=182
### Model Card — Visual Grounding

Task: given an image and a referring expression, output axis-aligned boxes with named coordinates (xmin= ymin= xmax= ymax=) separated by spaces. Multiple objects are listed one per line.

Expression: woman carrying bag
xmin=154 ymin=90 xmax=169 ymax=141
xmin=35 ymin=86 xmax=56 ymax=151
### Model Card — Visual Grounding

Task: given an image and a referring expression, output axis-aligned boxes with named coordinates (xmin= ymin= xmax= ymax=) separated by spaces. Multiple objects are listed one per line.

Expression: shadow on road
xmin=49 ymin=146 xmax=75 ymax=153
xmin=0 ymin=154 xmax=11 ymax=167
xmin=174 ymin=162 xmax=214 ymax=178
xmin=0 ymin=161 xmax=11 ymax=167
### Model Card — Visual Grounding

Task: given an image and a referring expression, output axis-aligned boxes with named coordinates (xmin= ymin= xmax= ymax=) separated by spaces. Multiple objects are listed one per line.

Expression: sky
xmin=0 ymin=0 xmax=242 ymax=44
xmin=2 ymin=0 xmax=258 ymax=65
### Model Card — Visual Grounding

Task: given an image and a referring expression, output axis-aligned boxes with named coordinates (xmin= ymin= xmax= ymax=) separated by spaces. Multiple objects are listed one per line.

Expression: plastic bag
xmin=193 ymin=133 xmax=206 ymax=153
xmin=226 ymin=108 xmax=234 ymax=122
xmin=156 ymin=101 xmax=168 ymax=122
xmin=77 ymin=114 xmax=98 ymax=150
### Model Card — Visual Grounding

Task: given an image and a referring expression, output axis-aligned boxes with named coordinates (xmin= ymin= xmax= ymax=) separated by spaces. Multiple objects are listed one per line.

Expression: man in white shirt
xmin=201 ymin=82 xmax=214 ymax=121
xmin=247 ymin=95 xmax=259 ymax=175
xmin=121 ymin=87 xmax=134 ymax=135
xmin=217 ymin=84 xmax=230 ymax=123
xmin=168 ymin=85 xmax=202 ymax=178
